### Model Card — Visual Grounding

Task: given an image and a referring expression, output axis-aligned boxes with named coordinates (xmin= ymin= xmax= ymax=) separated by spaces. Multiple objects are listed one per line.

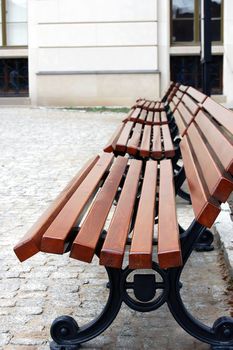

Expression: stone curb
xmin=214 ymin=203 xmax=233 ymax=279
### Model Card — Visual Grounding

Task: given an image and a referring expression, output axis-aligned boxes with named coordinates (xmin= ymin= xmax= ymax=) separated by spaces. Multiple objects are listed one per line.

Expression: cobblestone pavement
xmin=0 ymin=107 xmax=231 ymax=350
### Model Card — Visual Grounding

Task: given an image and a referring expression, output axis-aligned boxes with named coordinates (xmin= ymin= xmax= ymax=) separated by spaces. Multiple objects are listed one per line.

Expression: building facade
xmin=0 ymin=0 xmax=233 ymax=106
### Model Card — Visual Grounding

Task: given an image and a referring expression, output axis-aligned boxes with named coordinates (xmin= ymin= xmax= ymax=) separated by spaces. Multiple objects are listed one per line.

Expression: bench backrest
xmin=180 ymin=102 xmax=233 ymax=228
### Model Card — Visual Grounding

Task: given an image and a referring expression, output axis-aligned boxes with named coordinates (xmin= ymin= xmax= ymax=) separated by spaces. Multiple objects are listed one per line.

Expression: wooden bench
xmin=103 ymin=84 xmax=188 ymax=160
xmin=14 ymin=88 xmax=233 ymax=350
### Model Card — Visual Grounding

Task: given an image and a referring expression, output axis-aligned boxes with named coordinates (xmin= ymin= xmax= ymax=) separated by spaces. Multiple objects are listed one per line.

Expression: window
xmin=171 ymin=0 xmax=223 ymax=44
xmin=0 ymin=0 xmax=27 ymax=46
xmin=170 ymin=55 xmax=223 ymax=94
xmin=0 ymin=58 xmax=28 ymax=96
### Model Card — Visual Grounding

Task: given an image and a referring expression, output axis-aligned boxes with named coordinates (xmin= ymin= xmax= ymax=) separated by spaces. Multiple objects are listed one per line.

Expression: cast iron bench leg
xmin=179 ymin=224 xmax=214 ymax=252
xmin=167 ymin=222 xmax=233 ymax=349
xmin=50 ymin=267 xmax=122 ymax=349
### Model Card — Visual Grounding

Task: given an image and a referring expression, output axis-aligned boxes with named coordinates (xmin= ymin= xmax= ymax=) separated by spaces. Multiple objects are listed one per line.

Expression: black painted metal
xmin=50 ymin=340 xmax=80 ymax=350
xmin=50 ymin=266 xmax=122 ymax=348
xmin=195 ymin=229 xmax=214 ymax=252
xmin=50 ymin=220 xmax=233 ymax=349
xmin=177 ymin=188 xmax=192 ymax=203
xmin=120 ymin=262 xmax=169 ymax=312
xmin=167 ymin=221 xmax=233 ymax=348
xmin=201 ymin=0 xmax=212 ymax=96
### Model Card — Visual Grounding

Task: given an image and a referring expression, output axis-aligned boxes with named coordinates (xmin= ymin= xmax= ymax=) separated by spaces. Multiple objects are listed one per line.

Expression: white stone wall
xmin=28 ymin=0 xmax=160 ymax=106
xmin=223 ymin=0 xmax=233 ymax=105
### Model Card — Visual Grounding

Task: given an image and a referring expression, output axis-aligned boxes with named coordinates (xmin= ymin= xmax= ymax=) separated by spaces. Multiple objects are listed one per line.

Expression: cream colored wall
xmin=223 ymin=0 xmax=233 ymax=105
xmin=28 ymin=0 xmax=160 ymax=106
xmin=157 ymin=0 xmax=170 ymax=96
xmin=37 ymin=73 xmax=160 ymax=106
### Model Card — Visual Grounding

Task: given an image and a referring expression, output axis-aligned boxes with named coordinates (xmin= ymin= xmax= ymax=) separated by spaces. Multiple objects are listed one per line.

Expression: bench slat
xmin=127 ymin=123 xmax=142 ymax=155
xmin=139 ymin=109 xmax=148 ymax=122
xmin=182 ymin=94 xmax=200 ymax=116
xmin=177 ymin=102 xmax=194 ymax=126
xmin=161 ymin=111 xmax=168 ymax=124
xmin=70 ymin=156 xmax=128 ymax=263
xmin=140 ymin=125 xmax=151 ymax=157
xmin=154 ymin=112 xmax=160 ymax=125
xmin=173 ymin=95 xmax=181 ymax=106
xmin=146 ymin=111 xmax=154 ymax=124
xmin=136 ymin=99 xmax=146 ymax=108
xmin=187 ymin=123 xmax=233 ymax=202
xmin=162 ymin=125 xmax=175 ymax=158
xmin=203 ymin=97 xmax=233 ymax=135
xmin=180 ymin=136 xmax=221 ymax=227
xmin=152 ymin=125 xmax=162 ymax=159
xmin=129 ymin=161 xmax=157 ymax=269
xmin=100 ymin=159 xmax=142 ymax=268
xmin=179 ymin=85 xmax=188 ymax=93
xmin=195 ymin=111 xmax=233 ymax=175
xmin=158 ymin=160 xmax=182 ymax=269
xmin=174 ymin=109 xmax=186 ymax=135
xmin=149 ymin=102 xmax=156 ymax=111
xmin=143 ymin=101 xmax=151 ymax=110
xmin=123 ymin=107 xmax=140 ymax=123
xmin=187 ymin=87 xmax=207 ymax=103
xmin=40 ymin=153 xmax=114 ymax=254
xmin=115 ymin=122 xmax=134 ymax=153
xmin=169 ymin=101 xmax=177 ymax=114
xmin=103 ymin=124 xmax=124 ymax=152
xmin=13 ymin=155 xmax=100 ymax=262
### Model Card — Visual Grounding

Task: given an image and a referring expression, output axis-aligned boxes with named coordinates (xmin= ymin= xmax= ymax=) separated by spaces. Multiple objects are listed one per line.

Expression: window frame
xmin=1 ymin=0 xmax=28 ymax=48
xmin=170 ymin=0 xmax=224 ymax=46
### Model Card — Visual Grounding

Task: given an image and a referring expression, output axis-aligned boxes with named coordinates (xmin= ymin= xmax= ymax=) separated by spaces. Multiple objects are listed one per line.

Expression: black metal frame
xmin=50 ymin=220 xmax=233 ymax=349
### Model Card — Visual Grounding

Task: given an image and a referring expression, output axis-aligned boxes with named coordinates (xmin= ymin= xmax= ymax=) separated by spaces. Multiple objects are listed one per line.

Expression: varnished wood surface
xmin=180 ymin=136 xmax=221 ymax=227
xmin=203 ymin=97 xmax=233 ymax=135
xmin=127 ymin=123 xmax=142 ymax=155
xmin=70 ymin=156 xmax=128 ymax=263
xmin=195 ymin=111 xmax=233 ymax=175
xmin=162 ymin=125 xmax=175 ymax=157
xmin=158 ymin=160 xmax=182 ymax=269
xmin=174 ymin=110 xmax=186 ymax=135
xmin=140 ymin=125 xmax=151 ymax=157
xmin=177 ymin=102 xmax=194 ymax=126
xmin=115 ymin=122 xmax=134 ymax=153
xmin=152 ymin=125 xmax=162 ymax=159
xmin=187 ymin=123 xmax=233 ymax=202
xmin=129 ymin=161 xmax=157 ymax=269
xmin=13 ymin=155 xmax=100 ymax=261
xmin=41 ymin=153 xmax=114 ymax=254
xmin=182 ymin=94 xmax=200 ymax=116
xmin=103 ymin=124 xmax=124 ymax=152
xmin=100 ymin=159 xmax=142 ymax=268
xmin=187 ymin=87 xmax=207 ymax=103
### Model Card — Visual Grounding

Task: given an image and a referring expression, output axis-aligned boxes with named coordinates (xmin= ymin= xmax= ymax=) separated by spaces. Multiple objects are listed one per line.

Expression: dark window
xmin=172 ymin=0 xmax=194 ymax=42
xmin=210 ymin=0 xmax=222 ymax=41
xmin=171 ymin=0 xmax=223 ymax=44
xmin=0 ymin=58 xmax=28 ymax=96
xmin=170 ymin=55 xmax=223 ymax=94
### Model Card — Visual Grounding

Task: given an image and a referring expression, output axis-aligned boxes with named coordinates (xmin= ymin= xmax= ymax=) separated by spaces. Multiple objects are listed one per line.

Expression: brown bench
xmin=14 ymin=88 xmax=233 ymax=350
xmin=103 ymin=84 xmax=189 ymax=159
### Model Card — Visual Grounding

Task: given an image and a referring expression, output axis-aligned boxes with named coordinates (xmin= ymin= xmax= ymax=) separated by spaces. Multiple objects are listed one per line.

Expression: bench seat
xmin=14 ymin=153 xmax=182 ymax=270
xmin=104 ymin=120 xmax=176 ymax=159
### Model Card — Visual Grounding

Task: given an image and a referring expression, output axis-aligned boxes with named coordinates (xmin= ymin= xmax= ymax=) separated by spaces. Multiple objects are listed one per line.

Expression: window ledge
xmin=0 ymin=48 xmax=28 ymax=57
xmin=170 ymin=45 xmax=223 ymax=55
